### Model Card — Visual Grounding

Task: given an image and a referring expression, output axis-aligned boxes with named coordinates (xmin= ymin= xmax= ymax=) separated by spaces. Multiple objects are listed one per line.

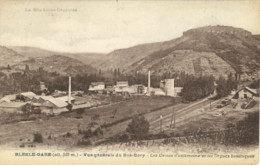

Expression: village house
xmin=31 ymin=96 xmax=40 ymax=103
xmin=40 ymin=82 xmax=47 ymax=91
xmin=131 ymin=84 xmax=146 ymax=94
xmin=237 ymin=86 xmax=258 ymax=99
xmin=18 ymin=92 xmax=37 ymax=102
xmin=89 ymin=82 xmax=105 ymax=92
xmin=41 ymin=98 xmax=70 ymax=114
xmin=116 ymin=81 xmax=129 ymax=88
xmin=104 ymin=86 xmax=116 ymax=95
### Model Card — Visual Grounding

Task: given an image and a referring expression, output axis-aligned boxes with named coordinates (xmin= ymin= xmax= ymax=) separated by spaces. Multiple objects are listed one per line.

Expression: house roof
xmin=49 ymin=99 xmax=68 ymax=108
xmin=116 ymin=81 xmax=129 ymax=87
xmin=32 ymin=96 xmax=40 ymax=99
xmin=39 ymin=96 xmax=55 ymax=101
xmin=0 ymin=102 xmax=27 ymax=108
xmin=20 ymin=92 xmax=37 ymax=99
xmin=116 ymin=81 xmax=128 ymax=84
xmin=121 ymin=86 xmax=135 ymax=93
xmin=0 ymin=94 xmax=17 ymax=102
xmin=91 ymin=82 xmax=105 ymax=86
xmin=55 ymin=96 xmax=75 ymax=102
xmin=244 ymin=87 xmax=258 ymax=95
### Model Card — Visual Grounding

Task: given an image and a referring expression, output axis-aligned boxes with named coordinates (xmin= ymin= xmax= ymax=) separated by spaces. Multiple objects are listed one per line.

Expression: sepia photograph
xmin=0 ymin=0 xmax=259 ymax=165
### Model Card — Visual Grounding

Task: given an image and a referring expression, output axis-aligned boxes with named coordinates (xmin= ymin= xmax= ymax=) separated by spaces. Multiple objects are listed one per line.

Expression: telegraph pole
xmin=171 ymin=106 xmax=175 ymax=128
xmin=160 ymin=115 xmax=163 ymax=133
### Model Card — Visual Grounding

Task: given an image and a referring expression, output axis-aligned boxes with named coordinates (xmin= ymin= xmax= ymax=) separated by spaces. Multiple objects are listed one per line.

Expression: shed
xmin=237 ymin=87 xmax=258 ymax=99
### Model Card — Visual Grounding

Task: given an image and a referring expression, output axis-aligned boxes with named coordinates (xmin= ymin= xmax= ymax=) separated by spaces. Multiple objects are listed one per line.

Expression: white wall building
xmin=89 ymin=82 xmax=105 ymax=91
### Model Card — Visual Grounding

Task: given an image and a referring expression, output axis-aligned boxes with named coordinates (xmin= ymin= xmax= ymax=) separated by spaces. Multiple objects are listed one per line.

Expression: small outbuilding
xmin=89 ymin=82 xmax=105 ymax=91
xmin=237 ymin=87 xmax=258 ymax=99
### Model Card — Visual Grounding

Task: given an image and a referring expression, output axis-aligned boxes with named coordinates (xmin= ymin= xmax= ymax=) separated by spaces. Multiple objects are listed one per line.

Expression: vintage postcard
xmin=0 ymin=0 xmax=259 ymax=165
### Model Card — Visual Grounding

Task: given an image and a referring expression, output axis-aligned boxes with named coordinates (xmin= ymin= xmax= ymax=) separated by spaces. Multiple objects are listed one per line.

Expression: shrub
xmin=66 ymin=103 xmax=73 ymax=112
xmin=118 ymin=133 xmax=131 ymax=142
xmin=126 ymin=115 xmax=149 ymax=140
xmin=77 ymin=139 xmax=92 ymax=146
xmin=65 ymin=132 xmax=72 ymax=137
xmin=83 ymin=129 xmax=93 ymax=139
xmin=76 ymin=108 xmax=84 ymax=115
xmin=33 ymin=133 xmax=43 ymax=143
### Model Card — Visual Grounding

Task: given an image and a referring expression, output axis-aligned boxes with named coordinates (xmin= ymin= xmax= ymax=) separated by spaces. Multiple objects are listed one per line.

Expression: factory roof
xmin=20 ymin=92 xmax=37 ymax=99
xmin=39 ymin=96 xmax=55 ymax=101
xmin=0 ymin=102 xmax=27 ymax=108
xmin=0 ymin=94 xmax=17 ymax=102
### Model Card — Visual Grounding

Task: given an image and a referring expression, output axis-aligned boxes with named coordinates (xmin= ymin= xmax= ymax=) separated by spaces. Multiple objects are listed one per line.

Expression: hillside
xmin=10 ymin=46 xmax=106 ymax=66
xmin=0 ymin=46 xmax=98 ymax=75
xmin=96 ymin=26 xmax=260 ymax=78
xmin=3 ymin=26 xmax=260 ymax=78
xmin=0 ymin=46 xmax=28 ymax=67
xmin=12 ymin=55 xmax=97 ymax=76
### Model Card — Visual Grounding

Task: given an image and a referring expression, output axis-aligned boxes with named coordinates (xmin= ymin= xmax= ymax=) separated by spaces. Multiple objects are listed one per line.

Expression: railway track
xmin=149 ymin=98 xmax=220 ymax=132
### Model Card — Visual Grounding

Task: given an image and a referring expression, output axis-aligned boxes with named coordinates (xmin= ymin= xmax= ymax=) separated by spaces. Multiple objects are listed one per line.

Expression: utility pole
xmin=173 ymin=109 xmax=176 ymax=128
xmin=171 ymin=99 xmax=176 ymax=128
xmin=171 ymin=106 xmax=175 ymax=128
xmin=68 ymin=76 xmax=71 ymax=104
xmin=147 ymin=70 xmax=151 ymax=96
xmin=160 ymin=115 xmax=163 ymax=133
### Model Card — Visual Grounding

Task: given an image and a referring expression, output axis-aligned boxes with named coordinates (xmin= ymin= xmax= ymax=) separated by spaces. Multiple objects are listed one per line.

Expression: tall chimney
xmin=68 ymin=76 xmax=71 ymax=104
xmin=148 ymin=70 xmax=151 ymax=95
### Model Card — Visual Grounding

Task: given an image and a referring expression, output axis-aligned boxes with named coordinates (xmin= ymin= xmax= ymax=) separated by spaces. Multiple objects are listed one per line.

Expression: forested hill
xmin=95 ymin=25 xmax=260 ymax=78
xmin=0 ymin=46 xmax=97 ymax=76
xmin=1 ymin=25 xmax=260 ymax=79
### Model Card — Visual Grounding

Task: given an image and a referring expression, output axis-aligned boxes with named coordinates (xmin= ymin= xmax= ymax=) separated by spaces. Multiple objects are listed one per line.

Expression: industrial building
xmin=89 ymin=82 xmax=105 ymax=91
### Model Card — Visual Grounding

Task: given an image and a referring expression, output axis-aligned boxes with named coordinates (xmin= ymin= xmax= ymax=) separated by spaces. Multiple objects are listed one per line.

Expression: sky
xmin=0 ymin=0 xmax=259 ymax=53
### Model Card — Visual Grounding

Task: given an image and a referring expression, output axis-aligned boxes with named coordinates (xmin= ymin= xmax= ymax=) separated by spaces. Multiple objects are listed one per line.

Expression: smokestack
xmin=68 ymin=76 xmax=71 ymax=104
xmin=148 ymin=70 xmax=151 ymax=95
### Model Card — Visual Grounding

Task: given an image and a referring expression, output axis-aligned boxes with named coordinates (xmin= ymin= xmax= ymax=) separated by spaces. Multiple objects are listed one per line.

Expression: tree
xmin=33 ymin=132 xmax=43 ymax=143
xmin=66 ymin=103 xmax=73 ymax=112
xmin=181 ymin=75 xmax=215 ymax=101
xmin=25 ymin=64 xmax=30 ymax=71
xmin=126 ymin=115 xmax=149 ymax=140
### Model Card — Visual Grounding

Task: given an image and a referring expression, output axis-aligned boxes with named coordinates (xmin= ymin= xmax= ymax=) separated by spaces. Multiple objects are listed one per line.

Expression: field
xmin=0 ymin=96 xmax=175 ymax=148
xmin=0 ymin=95 xmax=258 ymax=153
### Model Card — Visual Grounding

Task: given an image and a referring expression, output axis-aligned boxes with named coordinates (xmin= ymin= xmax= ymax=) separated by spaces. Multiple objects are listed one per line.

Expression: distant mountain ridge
xmin=95 ymin=25 xmax=260 ymax=78
xmin=0 ymin=46 xmax=97 ymax=75
xmin=1 ymin=25 xmax=260 ymax=78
